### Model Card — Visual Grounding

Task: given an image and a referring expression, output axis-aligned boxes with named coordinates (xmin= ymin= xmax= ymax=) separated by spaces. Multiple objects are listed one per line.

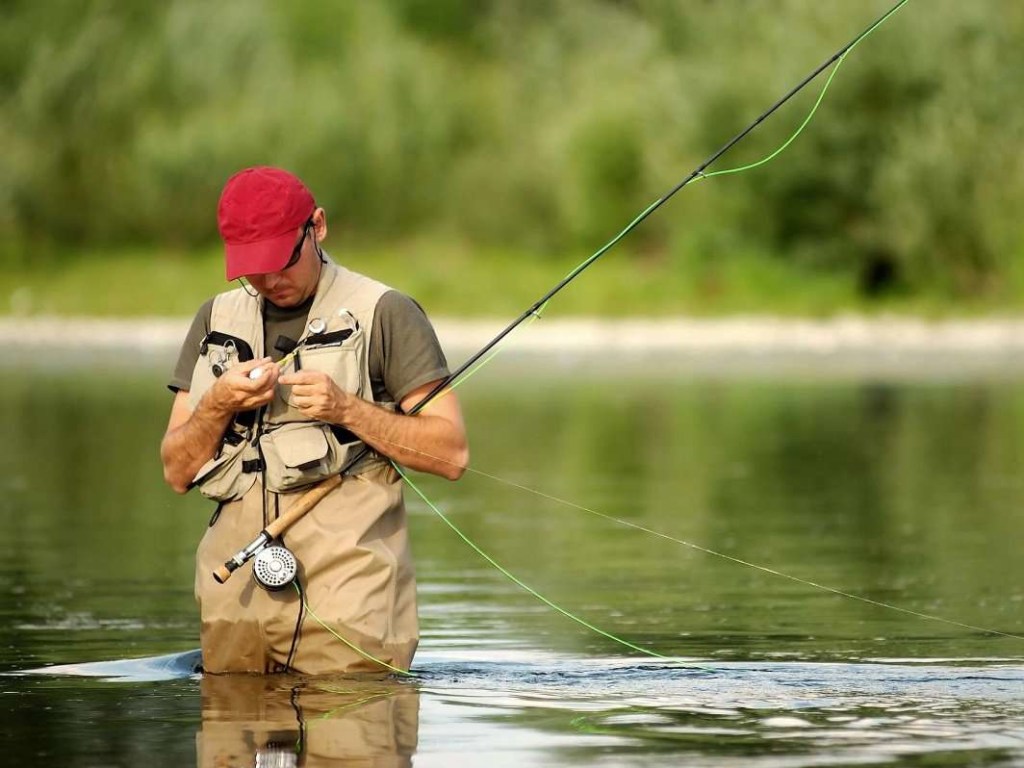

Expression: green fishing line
xmin=323 ymin=0 xmax=933 ymax=669
xmin=451 ymin=463 xmax=1024 ymax=643
xmin=396 ymin=463 xmax=715 ymax=671
xmin=436 ymin=0 xmax=911 ymax=394
xmin=295 ymin=582 xmax=416 ymax=677
xmin=691 ymin=0 xmax=908 ymax=183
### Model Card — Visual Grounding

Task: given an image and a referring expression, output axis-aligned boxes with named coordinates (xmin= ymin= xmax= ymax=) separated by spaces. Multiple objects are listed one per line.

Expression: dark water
xmin=0 ymin=348 xmax=1022 ymax=766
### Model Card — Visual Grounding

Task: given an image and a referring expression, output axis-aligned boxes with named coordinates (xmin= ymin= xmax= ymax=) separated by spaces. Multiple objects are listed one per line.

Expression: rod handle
xmin=264 ymin=474 xmax=343 ymax=539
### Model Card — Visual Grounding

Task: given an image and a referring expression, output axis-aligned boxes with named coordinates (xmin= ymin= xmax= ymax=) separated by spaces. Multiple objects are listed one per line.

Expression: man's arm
xmin=279 ymin=371 xmax=468 ymax=480
xmin=160 ymin=358 xmax=280 ymax=493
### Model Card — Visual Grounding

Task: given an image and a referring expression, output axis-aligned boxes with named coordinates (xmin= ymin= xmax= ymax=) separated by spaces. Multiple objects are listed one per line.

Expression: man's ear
xmin=313 ymin=207 xmax=328 ymax=243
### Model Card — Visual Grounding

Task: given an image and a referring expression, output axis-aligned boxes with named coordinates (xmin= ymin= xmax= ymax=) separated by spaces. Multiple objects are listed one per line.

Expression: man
xmin=161 ymin=166 xmax=468 ymax=675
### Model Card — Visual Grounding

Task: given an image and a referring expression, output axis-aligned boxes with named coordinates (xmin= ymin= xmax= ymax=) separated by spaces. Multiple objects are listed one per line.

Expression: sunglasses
xmin=282 ymin=217 xmax=315 ymax=271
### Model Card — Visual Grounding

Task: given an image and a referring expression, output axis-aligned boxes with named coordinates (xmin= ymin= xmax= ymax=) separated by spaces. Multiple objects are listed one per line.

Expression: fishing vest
xmin=187 ymin=257 xmax=392 ymax=501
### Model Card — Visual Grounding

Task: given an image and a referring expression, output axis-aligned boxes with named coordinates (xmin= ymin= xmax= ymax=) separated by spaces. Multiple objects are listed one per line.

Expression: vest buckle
xmin=242 ymin=458 xmax=265 ymax=474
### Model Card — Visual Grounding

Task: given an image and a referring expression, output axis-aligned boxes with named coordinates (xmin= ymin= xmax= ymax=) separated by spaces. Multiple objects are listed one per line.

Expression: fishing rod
xmin=214 ymin=0 xmax=910 ymax=586
xmin=413 ymin=0 xmax=910 ymax=408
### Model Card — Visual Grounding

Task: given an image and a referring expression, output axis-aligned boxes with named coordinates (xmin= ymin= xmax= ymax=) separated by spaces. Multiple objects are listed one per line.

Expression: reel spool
xmin=255 ymin=742 xmax=299 ymax=768
xmin=252 ymin=544 xmax=298 ymax=591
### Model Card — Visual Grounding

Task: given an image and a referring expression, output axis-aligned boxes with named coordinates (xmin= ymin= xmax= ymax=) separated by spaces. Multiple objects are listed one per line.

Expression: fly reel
xmin=252 ymin=544 xmax=298 ymax=591
xmin=255 ymin=742 xmax=299 ymax=768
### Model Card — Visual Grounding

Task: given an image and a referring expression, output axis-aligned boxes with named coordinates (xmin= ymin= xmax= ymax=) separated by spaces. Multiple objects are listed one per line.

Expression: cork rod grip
xmin=265 ymin=474 xmax=343 ymax=539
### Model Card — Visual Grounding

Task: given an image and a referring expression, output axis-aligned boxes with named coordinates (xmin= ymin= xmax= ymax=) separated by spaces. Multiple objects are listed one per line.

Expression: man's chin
xmin=264 ymin=291 xmax=296 ymax=308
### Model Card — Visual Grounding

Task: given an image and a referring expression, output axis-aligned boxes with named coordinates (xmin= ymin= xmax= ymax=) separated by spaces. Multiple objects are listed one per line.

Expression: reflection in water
xmin=198 ymin=674 xmax=419 ymax=768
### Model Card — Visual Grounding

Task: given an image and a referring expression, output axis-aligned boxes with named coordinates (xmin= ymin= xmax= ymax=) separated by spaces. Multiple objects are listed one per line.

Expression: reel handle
xmin=213 ymin=562 xmax=233 ymax=584
xmin=212 ymin=474 xmax=343 ymax=584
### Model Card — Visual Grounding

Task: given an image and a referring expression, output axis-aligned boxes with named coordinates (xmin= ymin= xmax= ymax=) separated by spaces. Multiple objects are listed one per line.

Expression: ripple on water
xmin=411 ymin=652 xmax=1024 ymax=764
xmin=7 ymin=650 xmax=1024 ymax=765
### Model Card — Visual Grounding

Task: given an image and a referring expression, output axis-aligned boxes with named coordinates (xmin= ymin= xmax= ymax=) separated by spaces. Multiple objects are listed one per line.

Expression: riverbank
xmin=5 ymin=315 xmax=1024 ymax=359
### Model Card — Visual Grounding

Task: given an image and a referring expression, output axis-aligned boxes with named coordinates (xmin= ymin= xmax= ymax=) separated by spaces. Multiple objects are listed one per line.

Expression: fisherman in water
xmin=161 ymin=166 xmax=469 ymax=674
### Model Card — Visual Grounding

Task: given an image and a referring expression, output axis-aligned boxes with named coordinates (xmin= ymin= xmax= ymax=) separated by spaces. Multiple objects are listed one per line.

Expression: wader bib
xmin=189 ymin=259 xmax=419 ymax=674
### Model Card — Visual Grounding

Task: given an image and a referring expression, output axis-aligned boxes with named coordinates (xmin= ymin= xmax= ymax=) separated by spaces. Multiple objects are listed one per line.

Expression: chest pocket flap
xmin=260 ymin=424 xmax=333 ymax=492
xmin=272 ymin=424 xmax=329 ymax=469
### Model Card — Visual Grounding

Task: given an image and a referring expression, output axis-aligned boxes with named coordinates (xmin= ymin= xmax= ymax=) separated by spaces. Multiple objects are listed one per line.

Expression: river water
xmin=0 ymin=347 xmax=1021 ymax=766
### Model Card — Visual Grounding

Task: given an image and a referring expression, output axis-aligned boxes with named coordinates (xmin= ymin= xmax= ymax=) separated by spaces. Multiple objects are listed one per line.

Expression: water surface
xmin=1 ymin=348 xmax=1021 ymax=766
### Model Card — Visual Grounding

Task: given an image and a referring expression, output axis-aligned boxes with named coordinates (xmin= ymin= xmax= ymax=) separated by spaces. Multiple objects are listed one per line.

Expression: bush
xmin=3 ymin=0 xmax=1021 ymax=305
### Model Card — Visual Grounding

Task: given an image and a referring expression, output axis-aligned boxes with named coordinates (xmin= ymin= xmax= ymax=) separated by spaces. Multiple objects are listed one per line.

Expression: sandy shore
xmin=5 ymin=314 xmax=1023 ymax=381
xmin=4 ymin=315 xmax=1024 ymax=356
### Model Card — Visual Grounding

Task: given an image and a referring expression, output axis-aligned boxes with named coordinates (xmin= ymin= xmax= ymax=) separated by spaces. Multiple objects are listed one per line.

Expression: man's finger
xmin=279 ymin=370 xmax=328 ymax=386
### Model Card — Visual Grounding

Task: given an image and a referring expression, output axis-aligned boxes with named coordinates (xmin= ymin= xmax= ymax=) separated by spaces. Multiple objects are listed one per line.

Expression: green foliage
xmin=2 ymin=0 xmax=1022 ymax=309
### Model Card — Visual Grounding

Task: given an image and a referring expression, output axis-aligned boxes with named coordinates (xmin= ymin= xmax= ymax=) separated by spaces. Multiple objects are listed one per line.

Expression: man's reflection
xmin=197 ymin=673 xmax=419 ymax=767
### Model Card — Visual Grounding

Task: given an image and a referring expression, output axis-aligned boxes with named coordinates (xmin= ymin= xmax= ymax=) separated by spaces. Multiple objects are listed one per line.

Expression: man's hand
xmin=275 ymin=373 xmax=469 ymax=481
xmin=279 ymin=370 xmax=348 ymax=423
xmin=208 ymin=357 xmax=280 ymax=415
xmin=160 ymin=357 xmax=280 ymax=493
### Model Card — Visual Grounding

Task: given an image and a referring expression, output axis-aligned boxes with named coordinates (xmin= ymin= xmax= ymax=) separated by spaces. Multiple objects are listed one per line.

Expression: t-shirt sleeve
xmin=168 ymin=298 xmax=215 ymax=393
xmin=370 ymin=291 xmax=450 ymax=408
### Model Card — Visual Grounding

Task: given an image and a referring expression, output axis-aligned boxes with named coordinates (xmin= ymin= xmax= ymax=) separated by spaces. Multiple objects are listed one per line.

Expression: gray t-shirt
xmin=169 ymin=290 xmax=449 ymax=409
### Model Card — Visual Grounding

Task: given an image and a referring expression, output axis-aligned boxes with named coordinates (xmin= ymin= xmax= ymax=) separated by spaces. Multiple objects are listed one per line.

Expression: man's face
xmin=245 ymin=216 xmax=323 ymax=307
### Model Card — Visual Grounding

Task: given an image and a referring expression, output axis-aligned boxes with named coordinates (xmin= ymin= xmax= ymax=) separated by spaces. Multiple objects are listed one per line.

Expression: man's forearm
xmin=160 ymin=393 xmax=235 ymax=493
xmin=337 ymin=396 xmax=468 ymax=480
xmin=161 ymin=359 xmax=280 ymax=494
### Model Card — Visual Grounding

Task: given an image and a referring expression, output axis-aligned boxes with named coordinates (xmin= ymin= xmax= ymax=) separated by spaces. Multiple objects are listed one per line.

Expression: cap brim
xmin=224 ymin=231 xmax=296 ymax=281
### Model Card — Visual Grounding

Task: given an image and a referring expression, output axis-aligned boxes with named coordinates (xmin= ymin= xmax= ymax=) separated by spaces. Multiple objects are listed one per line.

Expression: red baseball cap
xmin=217 ymin=166 xmax=316 ymax=281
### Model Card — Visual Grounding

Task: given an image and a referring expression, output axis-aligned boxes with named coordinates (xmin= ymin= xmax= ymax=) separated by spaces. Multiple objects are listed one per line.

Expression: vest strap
xmin=242 ymin=458 xmax=265 ymax=474
xmin=222 ymin=431 xmax=245 ymax=446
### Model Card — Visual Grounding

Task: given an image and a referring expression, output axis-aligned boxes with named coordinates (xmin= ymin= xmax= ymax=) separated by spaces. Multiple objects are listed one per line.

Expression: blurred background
xmin=3 ymin=0 xmax=1022 ymax=317
xmin=3 ymin=6 xmax=1024 ymax=764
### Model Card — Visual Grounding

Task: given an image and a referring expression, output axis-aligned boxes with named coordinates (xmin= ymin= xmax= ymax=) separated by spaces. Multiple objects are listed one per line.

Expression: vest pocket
xmin=299 ymin=329 xmax=364 ymax=394
xmin=260 ymin=422 xmax=362 ymax=493
xmin=192 ymin=438 xmax=259 ymax=502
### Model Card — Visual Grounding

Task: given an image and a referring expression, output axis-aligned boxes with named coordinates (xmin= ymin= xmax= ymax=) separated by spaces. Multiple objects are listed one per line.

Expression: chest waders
xmin=189 ymin=258 xmax=419 ymax=675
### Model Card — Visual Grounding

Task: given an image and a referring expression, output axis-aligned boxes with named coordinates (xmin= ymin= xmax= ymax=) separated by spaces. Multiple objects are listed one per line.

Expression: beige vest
xmin=188 ymin=257 xmax=392 ymax=501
